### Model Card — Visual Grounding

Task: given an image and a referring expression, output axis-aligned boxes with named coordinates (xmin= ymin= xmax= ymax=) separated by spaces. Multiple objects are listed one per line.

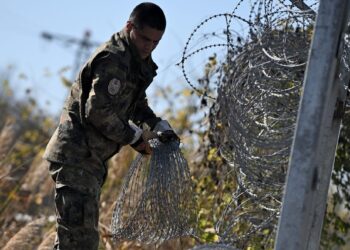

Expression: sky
xmin=0 ymin=0 xmax=249 ymax=116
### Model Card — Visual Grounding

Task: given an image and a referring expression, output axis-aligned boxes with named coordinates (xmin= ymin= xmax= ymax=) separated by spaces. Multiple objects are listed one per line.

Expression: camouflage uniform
xmin=44 ymin=30 xmax=161 ymax=250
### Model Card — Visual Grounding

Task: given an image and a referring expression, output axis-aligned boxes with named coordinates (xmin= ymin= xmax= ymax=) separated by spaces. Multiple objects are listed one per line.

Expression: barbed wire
xmin=176 ymin=13 xmax=253 ymax=100
xmin=111 ymin=139 xmax=197 ymax=244
xmin=180 ymin=0 xmax=319 ymax=248
xmin=178 ymin=0 xmax=316 ymax=100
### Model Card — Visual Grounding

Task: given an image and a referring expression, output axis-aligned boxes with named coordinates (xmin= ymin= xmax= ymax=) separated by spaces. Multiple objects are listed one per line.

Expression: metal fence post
xmin=274 ymin=0 xmax=350 ymax=249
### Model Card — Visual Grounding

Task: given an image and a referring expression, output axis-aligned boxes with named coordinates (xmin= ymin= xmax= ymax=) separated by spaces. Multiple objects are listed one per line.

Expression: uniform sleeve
xmin=85 ymin=56 xmax=136 ymax=145
xmin=132 ymin=92 xmax=161 ymax=130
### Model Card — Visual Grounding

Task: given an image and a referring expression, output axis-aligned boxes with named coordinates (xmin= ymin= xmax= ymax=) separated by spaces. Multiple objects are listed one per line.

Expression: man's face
xmin=127 ymin=22 xmax=164 ymax=59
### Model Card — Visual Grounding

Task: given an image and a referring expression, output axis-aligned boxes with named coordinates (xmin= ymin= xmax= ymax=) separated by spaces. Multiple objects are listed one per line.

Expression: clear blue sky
xmin=1 ymin=1 xmax=249 ymax=116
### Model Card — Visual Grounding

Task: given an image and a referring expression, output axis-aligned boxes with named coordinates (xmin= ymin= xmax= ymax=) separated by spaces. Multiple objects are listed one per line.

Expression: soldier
xmin=44 ymin=2 xmax=178 ymax=249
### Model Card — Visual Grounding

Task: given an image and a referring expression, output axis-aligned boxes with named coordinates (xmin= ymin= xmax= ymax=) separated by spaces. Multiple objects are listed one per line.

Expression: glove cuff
xmin=153 ymin=120 xmax=173 ymax=132
xmin=129 ymin=121 xmax=142 ymax=145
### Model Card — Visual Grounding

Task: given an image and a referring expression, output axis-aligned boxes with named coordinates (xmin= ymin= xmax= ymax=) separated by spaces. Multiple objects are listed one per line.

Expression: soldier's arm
xmin=131 ymin=93 xmax=161 ymax=129
xmin=85 ymin=56 xmax=140 ymax=145
xmin=132 ymin=93 xmax=180 ymax=142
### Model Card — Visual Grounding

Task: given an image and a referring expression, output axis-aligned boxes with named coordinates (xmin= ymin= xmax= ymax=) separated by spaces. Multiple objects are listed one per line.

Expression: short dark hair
xmin=129 ymin=2 xmax=166 ymax=31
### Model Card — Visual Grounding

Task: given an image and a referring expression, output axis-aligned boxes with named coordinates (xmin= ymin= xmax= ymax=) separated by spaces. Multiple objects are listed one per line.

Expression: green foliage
xmin=321 ymin=110 xmax=350 ymax=249
xmin=192 ymin=167 xmax=237 ymax=244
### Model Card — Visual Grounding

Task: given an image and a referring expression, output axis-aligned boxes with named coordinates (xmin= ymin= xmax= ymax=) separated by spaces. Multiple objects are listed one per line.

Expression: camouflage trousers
xmin=48 ymin=161 xmax=107 ymax=250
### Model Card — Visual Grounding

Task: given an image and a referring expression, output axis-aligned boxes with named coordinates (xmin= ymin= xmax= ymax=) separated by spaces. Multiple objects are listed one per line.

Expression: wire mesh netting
xmin=111 ymin=139 xmax=197 ymax=244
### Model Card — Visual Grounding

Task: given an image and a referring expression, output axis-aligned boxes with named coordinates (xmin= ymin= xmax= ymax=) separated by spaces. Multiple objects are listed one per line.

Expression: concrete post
xmin=274 ymin=0 xmax=350 ymax=249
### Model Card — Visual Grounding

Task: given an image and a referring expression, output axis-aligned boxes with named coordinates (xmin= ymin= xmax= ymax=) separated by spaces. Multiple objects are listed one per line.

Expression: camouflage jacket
xmin=43 ymin=30 xmax=161 ymax=167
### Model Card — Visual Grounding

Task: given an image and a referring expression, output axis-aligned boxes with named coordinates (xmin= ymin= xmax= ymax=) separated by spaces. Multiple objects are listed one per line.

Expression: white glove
xmin=129 ymin=121 xmax=143 ymax=145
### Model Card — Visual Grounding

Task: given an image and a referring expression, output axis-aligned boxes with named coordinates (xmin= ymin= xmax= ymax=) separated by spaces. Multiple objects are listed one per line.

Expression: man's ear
xmin=126 ymin=21 xmax=133 ymax=33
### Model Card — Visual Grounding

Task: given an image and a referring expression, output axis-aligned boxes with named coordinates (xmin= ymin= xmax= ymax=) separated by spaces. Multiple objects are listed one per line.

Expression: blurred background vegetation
xmin=0 ymin=55 xmax=350 ymax=249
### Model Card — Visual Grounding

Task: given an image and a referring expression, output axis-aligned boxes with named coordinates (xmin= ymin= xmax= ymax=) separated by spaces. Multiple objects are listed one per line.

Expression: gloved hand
xmin=157 ymin=130 xmax=180 ymax=143
xmin=131 ymin=130 xmax=158 ymax=155
xmin=153 ymin=120 xmax=180 ymax=143
xmin=142 ymin=130 xmax=158 ymax=141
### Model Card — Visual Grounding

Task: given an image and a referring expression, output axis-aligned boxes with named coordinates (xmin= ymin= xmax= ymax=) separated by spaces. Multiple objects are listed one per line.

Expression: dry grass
xmin=3 ymin=217 xmax=47 ymax=250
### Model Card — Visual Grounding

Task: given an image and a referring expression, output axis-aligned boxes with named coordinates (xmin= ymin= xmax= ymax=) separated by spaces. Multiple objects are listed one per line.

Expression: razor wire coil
xmin=179 ymin=0 xmax=319 ymax=247
xmin=111 ymin=139 xmax=197 ymax=244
